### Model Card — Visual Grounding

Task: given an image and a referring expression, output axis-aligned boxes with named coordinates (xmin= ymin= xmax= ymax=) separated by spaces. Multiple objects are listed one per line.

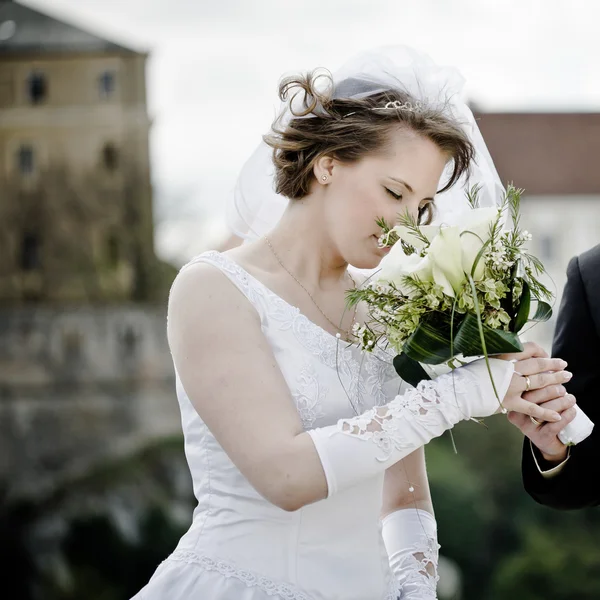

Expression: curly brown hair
xmin=263 ymin=70 xmax=475 ymax=224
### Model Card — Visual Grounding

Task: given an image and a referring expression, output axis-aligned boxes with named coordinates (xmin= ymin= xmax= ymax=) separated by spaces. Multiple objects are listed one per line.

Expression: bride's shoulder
xmin=174 ymin=251 xmax=226 ymax=287
xmin=168 ymin=251 xmax=259 ymax=329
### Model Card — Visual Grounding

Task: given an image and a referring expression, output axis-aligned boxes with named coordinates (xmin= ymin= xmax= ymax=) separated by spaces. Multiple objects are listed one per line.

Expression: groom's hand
xmin=498 ymin=342 xmax=574 ymax=464
xmin=507 ymin=386 xmax=576 ymax=464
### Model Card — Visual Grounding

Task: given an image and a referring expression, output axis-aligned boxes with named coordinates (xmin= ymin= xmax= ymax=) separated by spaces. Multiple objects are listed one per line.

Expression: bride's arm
xmin=169 ymin=263 xmax=567 ymax=512
xmin=382 ymin=448 xmax=433 ymax=517
xmin=169 ymin=263 xmax=328 ymax=511
xmin=382 ymin=450 xmax=439 ymax=599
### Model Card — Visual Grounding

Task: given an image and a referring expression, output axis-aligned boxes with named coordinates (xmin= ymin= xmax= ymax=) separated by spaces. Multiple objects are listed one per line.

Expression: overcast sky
xmin=19 ymin=0 xmax=600 ymax=258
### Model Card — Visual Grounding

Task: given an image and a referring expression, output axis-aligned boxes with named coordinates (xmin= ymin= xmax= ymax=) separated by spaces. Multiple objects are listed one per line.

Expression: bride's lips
xmin=373 ymin=235 xmax=391 ymax=253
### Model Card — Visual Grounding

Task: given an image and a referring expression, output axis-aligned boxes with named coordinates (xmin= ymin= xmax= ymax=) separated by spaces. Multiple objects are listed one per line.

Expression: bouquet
xmin=348 ymin=185 xmax=593 ymax=446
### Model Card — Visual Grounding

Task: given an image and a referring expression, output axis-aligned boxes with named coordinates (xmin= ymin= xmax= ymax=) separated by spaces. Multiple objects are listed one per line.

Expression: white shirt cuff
xmin=530 ymin=440 xmax=570 ymax=479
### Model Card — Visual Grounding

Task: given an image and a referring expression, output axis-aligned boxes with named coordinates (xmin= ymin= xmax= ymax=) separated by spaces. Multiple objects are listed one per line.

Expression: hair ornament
xmin=373 ymin=99 xmax=425 ymax=113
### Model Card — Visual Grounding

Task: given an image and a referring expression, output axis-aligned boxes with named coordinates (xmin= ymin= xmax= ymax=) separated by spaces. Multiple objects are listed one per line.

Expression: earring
xmin=321 ymin=175 xmax=328 ymax=182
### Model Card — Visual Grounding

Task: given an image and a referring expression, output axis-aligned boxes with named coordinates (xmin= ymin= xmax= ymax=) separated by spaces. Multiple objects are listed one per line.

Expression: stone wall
xmin=0 ymin=306 xmax=182 ymax=502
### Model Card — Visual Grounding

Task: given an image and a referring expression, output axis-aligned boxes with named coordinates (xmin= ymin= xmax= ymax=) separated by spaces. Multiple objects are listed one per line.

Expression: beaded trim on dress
xmin=167 ymin=550 xmax=314 ymax=599
xmin=166 ymin=550 xmax=400 ymax=600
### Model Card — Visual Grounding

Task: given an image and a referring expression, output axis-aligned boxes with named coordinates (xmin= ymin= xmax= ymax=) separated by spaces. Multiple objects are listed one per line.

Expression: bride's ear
xmin=314 ymin=155 xmax=335 ymax=184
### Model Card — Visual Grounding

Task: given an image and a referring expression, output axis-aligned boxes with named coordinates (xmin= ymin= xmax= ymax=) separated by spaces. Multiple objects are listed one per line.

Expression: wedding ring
xmin=524 ymin=375 xmax=531 ymax=392
xmin=530 ymin=415 xmax=543 ymax=427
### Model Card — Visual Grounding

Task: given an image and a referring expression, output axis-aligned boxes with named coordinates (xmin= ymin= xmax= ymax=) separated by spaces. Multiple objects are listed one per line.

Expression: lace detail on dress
xmin=293 ymin=362 xmax=328 ymax=429
xmin=194 ymin=251 xmax=379 ymax=414
xmin=167 ymin=550 xmax=314 ymax=600
xmin=364 ymin=350 xmax=400 ymax=407
xmin=338 ymin=371 xmax=473 ymax=461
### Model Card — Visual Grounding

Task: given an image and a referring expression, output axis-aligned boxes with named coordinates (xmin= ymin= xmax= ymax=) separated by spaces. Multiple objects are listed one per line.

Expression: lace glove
xmin=307 ymin=358 xmax=513 ymax=497
xmin=383 ymin=509 xmax=439 ymax=600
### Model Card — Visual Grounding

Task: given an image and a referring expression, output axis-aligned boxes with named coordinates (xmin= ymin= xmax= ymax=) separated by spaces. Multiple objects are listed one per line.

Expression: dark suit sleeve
xmin=522 ymin=253 xmax=600 ymax=509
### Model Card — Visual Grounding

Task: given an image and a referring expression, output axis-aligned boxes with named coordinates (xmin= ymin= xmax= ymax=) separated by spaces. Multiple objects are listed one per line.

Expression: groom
xmin=511 ymin=244 xmax=600 ymax=509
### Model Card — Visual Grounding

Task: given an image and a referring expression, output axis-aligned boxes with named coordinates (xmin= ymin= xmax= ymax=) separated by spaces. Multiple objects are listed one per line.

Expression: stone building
xmin=0 ymin=1 xmax=179 ymax=503
xmin=0 ymin=0 xmax=162 ymax=303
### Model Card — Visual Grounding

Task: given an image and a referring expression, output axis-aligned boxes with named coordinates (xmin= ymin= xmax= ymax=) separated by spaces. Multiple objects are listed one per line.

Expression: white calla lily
xmin=461 ymin=230 xmax=488 ymax=280
xmin=379 ymin=207 xmax=501 ymax=298
xmin=456 ymin=206 xmax=499 ymax=232
xmin=377 ymin=242 xmax=432 ymax=296
xmin=459 ymin=207 xmax=500 ymax=280
xmin=427 ymin=226 xmax=465 ymax=297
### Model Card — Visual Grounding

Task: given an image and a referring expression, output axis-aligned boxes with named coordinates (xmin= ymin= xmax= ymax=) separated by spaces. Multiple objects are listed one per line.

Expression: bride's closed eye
xmin=385 ymin=188 xmax=403 ymax=201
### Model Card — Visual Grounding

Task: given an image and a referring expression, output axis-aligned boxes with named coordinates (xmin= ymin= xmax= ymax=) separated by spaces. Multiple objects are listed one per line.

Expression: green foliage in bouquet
xmin=347 ymin=185 xmax=553 ymax=388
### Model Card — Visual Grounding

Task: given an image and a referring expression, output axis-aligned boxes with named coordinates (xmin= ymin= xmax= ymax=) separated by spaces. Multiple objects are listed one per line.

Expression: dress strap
xmin=181 ymin=251 xmax=269 ymax=322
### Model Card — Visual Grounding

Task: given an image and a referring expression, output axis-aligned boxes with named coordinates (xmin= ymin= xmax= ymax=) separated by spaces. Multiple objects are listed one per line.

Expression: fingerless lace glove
xmin=307 ymin=358 xmax=514 ymax=497
xmin=382 ymin=509 xmax=439 ymax=600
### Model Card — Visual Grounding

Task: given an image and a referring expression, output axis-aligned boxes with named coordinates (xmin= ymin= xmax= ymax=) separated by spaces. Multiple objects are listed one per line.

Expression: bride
xmin=132 ymin=47 xmax=573 ymax=600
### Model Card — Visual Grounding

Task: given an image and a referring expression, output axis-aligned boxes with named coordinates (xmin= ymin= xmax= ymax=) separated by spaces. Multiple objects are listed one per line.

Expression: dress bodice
xmin=167 ymin=251 xmax=403 ymax=600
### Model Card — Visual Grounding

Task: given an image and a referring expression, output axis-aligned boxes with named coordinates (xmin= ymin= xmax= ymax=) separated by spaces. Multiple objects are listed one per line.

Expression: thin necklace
xmin=263 ymin=236 xmax=357 ymax=341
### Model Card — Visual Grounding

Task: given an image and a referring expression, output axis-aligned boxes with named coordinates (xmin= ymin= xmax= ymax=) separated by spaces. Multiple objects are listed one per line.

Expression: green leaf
xmin=402 ymin=310 xmax=523 ymax=366
xmin=512 ymin=280 xmax=531 ymax=333
xmin=465 ymin=183 xmax=483 ymax=209
xmin=530 ymin=301 xmax=552 ymax=322
xmin=454 ymin=313 xmax=524 ymax=357
xmin=393 ymin=354 xmax=432 ymax=388
xmin=402 ymin=313 xmax=459 ymax=364
xmin=464 ymin=276 xmax=504 ymax=405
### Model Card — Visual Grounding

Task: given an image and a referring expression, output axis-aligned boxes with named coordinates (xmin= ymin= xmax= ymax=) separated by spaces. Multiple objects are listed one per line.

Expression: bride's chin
xmin=351 ymin=254 xmax=382 ymax=271
xmin=344 ymin=240 xmax=384 ymax=270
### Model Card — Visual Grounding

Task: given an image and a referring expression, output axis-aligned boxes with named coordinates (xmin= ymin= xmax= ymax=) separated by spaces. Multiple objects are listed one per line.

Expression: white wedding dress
xmin=132 ymin=250 xmax=408 ymax=600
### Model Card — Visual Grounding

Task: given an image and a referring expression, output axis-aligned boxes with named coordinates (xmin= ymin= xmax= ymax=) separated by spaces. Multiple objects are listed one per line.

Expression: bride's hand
xmin=496 ymin=342 xmax=571 ymax=423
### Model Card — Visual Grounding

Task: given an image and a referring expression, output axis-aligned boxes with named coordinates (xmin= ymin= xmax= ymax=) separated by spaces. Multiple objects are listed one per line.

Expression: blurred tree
xmin=427 ymin=418 xmax=600 ymax=600
xmin=3 ymin=437 xmax=193 ymax=600
xmin=3 ymin=413 xmax=600 ymax=599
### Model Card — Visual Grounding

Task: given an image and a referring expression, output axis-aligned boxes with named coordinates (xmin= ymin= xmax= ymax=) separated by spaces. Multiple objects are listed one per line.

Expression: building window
xmin=98 ymin=71 xmax=116 ymax=99
xmin=21 ymin=232 xmax=41 ymax=270
xmin=102 ymin=143 xmax=119 ymax=171
xmin=106 ymin=232 xmax=120 ymax=267
xmin=120 ymin=325 xmax=140 ymax=359
xmin=62 ymin=330 xmax=84 ymax=363
xmin=27 ymin=72 xmax=48 ymax=104
xmin=17 ymin=145 xmax=35 ymax=175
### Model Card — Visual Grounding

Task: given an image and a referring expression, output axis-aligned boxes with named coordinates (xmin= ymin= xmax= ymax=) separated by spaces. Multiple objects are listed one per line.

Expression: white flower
xmin=379 ymin=207 xmax=500 ymax=298
xmin=428 ymin=225 xmax=465 ymax=296
xmin=457 ymin=207 xmax=499 ymax=280
xmin=425 ymin=207 xmax=499 ymax=297
xmin=376 ymin=242 xmax=433 ymax=296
